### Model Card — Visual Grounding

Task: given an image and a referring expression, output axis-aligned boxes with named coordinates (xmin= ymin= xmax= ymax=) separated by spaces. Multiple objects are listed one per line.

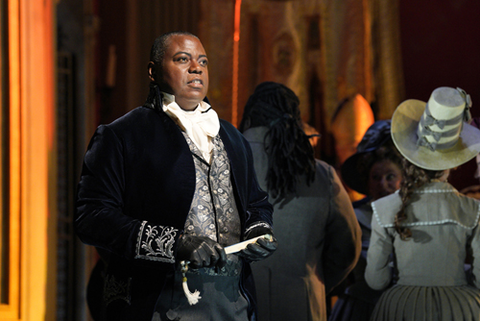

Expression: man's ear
xmin=148 ymin=61 xmax=156 ymax=82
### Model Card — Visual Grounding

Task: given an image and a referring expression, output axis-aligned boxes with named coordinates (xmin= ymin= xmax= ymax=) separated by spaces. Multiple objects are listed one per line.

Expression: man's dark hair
xmin=239 ymin=82 xmax=316 ymax=199
xmin=150 ymin=31 xmax=199 ymax=65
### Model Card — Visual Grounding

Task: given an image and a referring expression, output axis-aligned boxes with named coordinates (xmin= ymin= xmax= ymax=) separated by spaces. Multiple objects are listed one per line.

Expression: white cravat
xmin=162 ymin=92 xmax=220 ymax=164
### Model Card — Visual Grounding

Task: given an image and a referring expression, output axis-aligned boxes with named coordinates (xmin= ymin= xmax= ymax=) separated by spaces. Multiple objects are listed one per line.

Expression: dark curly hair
xmin=239 ymin=82 xmax=316 ymax=199
xmin=395 ymin=158 xmax=445 ymax=241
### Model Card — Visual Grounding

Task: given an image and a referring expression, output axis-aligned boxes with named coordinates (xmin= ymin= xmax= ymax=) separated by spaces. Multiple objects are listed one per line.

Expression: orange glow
xmin=0 ymin=0 xmax=56 ymax=320
xmin=45 ymin=1 xmax=55 ymax=151
xmin=232 ymin=0 xmax=242 ymax=126
xmin=20 ymin=0 xmax=56 ymax=319
xmin=0 ymin=0 xmax=21 ymax=319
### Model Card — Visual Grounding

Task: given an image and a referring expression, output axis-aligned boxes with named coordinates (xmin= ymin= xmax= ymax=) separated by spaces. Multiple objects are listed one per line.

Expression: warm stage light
xmin=232 ymin=0 xmax=242 ymax=126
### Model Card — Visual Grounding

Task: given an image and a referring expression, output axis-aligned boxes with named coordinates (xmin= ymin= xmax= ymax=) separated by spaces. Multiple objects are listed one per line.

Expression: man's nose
xmin=189 ymin=61 xmax=202 ymax=74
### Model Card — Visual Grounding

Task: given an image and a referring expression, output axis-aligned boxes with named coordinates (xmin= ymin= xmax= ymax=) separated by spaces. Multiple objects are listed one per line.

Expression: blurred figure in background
xmin=239 ymin=81 xmax=361 ymax=321
xmin=329 ymin=120 xmax=403 ymax=321
xmin=331 ymin=94 xmax=375 ymax=202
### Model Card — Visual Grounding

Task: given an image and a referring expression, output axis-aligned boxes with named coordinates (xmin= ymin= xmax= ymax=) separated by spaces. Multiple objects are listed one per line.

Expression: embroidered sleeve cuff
xmin=135 ymin=221 xmax=178 ymax=263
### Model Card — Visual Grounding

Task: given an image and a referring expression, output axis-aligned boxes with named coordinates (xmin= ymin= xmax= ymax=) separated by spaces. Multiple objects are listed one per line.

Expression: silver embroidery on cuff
xmin=245 ymin=222 xmax=272 ymax=235
xmin=135 ymin=221 xmax=177 ymax=263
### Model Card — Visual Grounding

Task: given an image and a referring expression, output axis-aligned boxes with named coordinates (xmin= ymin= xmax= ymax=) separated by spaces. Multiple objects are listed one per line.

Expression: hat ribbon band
xmin=421 ymin=103 xmax=464 ymax=130
xmin=416 ymin=135 xmax=458 ymax=151
xmin=417 ymin=123 xmax=461 ymax=142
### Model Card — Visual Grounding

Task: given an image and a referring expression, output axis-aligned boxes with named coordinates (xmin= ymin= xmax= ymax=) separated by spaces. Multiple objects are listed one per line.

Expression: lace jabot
xmin=162 ymin=92 xmax=220 ymax=163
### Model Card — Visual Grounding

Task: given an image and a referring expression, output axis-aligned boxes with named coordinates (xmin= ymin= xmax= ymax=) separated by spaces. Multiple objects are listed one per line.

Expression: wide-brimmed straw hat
xmin=391 ymin=87 xmax=480 ymax=170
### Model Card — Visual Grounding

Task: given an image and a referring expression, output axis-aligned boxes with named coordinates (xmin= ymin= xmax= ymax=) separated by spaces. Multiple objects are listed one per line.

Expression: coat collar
xmin=372 ymin=181 xmax=480 ymax=229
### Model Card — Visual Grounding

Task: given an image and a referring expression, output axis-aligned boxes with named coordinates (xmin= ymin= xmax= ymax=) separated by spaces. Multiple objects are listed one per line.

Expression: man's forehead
xmin=167 ymin=35 xmax=204 ymax=50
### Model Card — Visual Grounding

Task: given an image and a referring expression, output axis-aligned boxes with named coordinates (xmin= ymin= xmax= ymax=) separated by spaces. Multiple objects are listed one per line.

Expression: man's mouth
xmin=188 ymin=79 xmax=203 ymax=85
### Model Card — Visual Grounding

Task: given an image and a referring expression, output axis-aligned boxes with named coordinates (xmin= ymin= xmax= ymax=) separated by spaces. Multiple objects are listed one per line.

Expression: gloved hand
xmin=240 ymin=227 xmax=278 ymax=262
xmin=176 ymin=234 xmax=227 ymax=269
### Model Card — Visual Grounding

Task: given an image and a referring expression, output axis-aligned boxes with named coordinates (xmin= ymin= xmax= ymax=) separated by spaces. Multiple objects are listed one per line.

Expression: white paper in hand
xmin=224 ymin=234 xmax=272 ymax=254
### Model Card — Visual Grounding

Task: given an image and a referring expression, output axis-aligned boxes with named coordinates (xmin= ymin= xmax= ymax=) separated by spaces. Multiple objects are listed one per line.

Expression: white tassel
xmin=180 ymin=261 xmax=201 ymax=305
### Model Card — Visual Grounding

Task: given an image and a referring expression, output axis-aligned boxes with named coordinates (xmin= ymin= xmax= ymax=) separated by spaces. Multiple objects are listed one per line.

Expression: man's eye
xmin=176 ymin=57 xmax=188 ymax=63
xmin=199 ymin=59 xmax=208 ymax=66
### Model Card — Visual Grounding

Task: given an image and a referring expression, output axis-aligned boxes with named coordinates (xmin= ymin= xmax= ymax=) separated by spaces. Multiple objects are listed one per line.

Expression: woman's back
xmin=368 ymin=181 xmax=480 ymax=288
xmin=366 ymin=182 xmax=480 ymax=320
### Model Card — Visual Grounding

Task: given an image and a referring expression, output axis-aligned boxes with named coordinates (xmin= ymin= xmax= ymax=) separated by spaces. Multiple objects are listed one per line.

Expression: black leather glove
xmin=240 ymin=227 xmax=278 ymax=262
xmin=176 ymin=234 xmax=227 ymax=269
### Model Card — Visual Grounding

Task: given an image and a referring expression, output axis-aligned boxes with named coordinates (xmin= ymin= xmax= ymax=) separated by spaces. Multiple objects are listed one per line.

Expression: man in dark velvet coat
xmin=75 ymin=31 xmax=277 ymax=321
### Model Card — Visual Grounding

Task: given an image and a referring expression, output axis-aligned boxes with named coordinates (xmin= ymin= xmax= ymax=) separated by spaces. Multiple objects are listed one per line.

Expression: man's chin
xmin=176 ymin=97 xmax=206 ymax=111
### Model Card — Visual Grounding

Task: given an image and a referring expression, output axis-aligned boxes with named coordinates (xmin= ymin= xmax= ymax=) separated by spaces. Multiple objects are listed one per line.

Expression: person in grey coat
xmin=366 ymin=87 xmax=480 ymax=320
xmin=238 ymin=82 xmax=362 ymax=321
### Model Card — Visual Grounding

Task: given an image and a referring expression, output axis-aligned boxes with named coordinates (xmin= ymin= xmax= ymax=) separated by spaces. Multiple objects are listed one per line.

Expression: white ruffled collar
xmin=161 ymin=92 xmax=220 ymax=164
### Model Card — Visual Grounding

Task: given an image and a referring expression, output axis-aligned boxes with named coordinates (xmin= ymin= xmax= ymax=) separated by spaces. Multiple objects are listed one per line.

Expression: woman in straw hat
xmin=365 ymin=87 xmax=480 ymax=320
xmin=329 ymin=120 xmax=403 ymax=321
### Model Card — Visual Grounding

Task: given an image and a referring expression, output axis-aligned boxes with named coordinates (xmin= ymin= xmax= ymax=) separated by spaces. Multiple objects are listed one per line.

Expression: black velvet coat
xmin=75 ymin=103 xmax=273 ymax=320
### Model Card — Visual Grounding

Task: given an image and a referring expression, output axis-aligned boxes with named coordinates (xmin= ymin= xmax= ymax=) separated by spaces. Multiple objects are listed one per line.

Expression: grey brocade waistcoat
xmin=151 ymin=131 xmax=250 ymax=321
xmin=182 ymin=132 xmax=242 ymax=250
